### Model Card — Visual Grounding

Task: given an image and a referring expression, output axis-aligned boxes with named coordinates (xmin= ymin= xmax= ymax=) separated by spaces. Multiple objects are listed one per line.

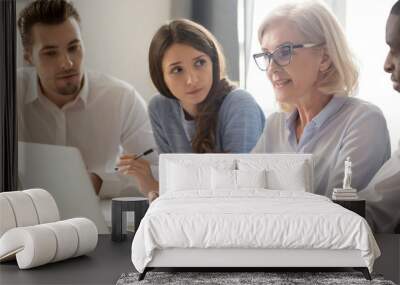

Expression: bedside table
xmin=111 ymin=197 xmax=149 ymax=242
xmin=332 ymin=199 xmax=365 ymax=218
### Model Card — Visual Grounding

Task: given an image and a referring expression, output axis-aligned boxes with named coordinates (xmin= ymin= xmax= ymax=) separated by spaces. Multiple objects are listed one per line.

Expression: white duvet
xmin=131 ymin=190 xmax=380 ymax=273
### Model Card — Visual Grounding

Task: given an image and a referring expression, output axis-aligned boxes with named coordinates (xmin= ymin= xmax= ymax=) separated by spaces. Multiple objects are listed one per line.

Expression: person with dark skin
xmin=359 ymin=0 xmax=400 ymax=233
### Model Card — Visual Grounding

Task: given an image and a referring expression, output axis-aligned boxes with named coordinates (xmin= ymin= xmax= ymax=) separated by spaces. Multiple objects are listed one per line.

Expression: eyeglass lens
xmin=256 ymin=45 xmax=292 ymax=70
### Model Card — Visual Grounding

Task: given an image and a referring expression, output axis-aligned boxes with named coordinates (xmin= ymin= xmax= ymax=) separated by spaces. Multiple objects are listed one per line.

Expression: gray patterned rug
xmin=116 ymin=271 xmax=396 ymax=285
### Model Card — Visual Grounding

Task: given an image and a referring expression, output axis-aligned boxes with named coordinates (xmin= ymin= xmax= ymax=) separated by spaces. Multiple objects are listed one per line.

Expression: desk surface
xmin=0 ymin=235 xmax=134 ymax=285
xmin=1 ymin=234 xmax=399 ymax=285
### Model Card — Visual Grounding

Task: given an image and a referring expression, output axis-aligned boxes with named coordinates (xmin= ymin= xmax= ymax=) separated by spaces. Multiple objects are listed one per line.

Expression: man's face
xmin=25 ymin=17 xmax=85 ymax=97
xmin=384 ymin=13 xmax=400 ymax=92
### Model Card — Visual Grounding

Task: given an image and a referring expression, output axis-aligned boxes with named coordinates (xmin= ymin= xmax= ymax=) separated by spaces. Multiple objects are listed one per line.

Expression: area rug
xmin=116 ymin=271 xmax=396 ymax=285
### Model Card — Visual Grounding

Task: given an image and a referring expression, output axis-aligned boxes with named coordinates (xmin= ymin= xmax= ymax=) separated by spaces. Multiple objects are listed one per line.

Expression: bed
xmin=131 ymin=154 xmax=380 ymax=280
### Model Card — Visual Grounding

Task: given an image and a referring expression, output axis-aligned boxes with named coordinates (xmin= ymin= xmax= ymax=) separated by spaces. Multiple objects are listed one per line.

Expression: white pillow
xmin=211 ymin=169 xmax=268 ymax=190
xmin=237 ymin=158 xmax=308 ymax=191
xmin=267 ymin=166 xmax=306 ymax=191
xmin=211 ymin=168 xmax=237 ymax=190
xmin=167 ymin=162 xmax=212 ymax=191
xmin=236 ymin=169 xmax=267 ymax=189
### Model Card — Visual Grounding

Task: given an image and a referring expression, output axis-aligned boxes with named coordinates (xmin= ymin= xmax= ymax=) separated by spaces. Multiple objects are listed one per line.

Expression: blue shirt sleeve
xmin=148 ymin=96 xmax=172 ymax=154
xmin=328 ymin=107 xmax=391 ymax=192
xmin=218 ymin=90 xmax=266 ymax=153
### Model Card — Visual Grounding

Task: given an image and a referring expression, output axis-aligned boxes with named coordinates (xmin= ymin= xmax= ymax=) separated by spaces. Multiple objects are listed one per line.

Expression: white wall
xmin=73 ymin=0 xmax=171 ymax=102
xmin=171 ymin=0 xmax=192 ymax=19
xmin=345 ymin=0 xmax=400 ymax=152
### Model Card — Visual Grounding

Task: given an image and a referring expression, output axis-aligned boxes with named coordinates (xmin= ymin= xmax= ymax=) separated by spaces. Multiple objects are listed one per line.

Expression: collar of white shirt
xmin=285 ymin=95 xmax=348 ymax=132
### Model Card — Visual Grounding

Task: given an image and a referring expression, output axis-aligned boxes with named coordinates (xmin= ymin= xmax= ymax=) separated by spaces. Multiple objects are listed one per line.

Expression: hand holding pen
xmin=115 ymin=148 xmax=158 ymax=196
xmin=115 ymin=148 xmax=153 ymax=171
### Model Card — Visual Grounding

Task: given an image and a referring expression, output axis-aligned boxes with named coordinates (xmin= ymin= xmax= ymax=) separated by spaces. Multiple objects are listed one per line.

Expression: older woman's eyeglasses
xmin=253 ymin=43 xmax=323 ymax=71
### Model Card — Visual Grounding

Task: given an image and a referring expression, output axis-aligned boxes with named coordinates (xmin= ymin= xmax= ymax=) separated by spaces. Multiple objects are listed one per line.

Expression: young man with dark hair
xmin=17 ymin=0 xmax=158 ymax=198
xmin=360 ymin=0 xmax=400 ymax=233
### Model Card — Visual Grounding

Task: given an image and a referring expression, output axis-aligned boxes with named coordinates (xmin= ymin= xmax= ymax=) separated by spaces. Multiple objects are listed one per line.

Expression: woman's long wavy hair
xmin=149 ymin=19 xmax=235 ymax=153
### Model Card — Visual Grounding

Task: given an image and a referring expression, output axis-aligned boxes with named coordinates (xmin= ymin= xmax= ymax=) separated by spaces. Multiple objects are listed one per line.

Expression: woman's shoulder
xmin=148 ymin=94 xmax=178 ymax=112
xmin=220 ymin=88 xmax=260 ymax=111
xmin=343 ymin=96 xmax=384 ymax=115
xmin=341 ymin=96 xmax=386 ymax=122
xmin=224 ymin=88 xmax=256 ymax=101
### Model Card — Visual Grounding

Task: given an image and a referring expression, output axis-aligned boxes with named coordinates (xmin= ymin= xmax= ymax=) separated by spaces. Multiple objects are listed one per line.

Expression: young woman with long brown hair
xmin=117 ymin=19 xmax=265 ymax=200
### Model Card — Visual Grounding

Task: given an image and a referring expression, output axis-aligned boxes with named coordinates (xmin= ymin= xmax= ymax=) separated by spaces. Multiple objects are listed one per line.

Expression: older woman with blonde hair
xmin=252 ymin=0 xmax=391 ymax=197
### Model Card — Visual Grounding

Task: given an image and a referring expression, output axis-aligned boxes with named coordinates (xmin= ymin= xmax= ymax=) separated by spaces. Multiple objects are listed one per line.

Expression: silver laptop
xmin=18 ymin=142 xmax=109 ymax=234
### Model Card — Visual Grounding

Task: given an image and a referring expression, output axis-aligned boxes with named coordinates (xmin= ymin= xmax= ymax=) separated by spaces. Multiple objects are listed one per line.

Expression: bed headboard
xmin=159 ymin=154 xmax=314 ymax=195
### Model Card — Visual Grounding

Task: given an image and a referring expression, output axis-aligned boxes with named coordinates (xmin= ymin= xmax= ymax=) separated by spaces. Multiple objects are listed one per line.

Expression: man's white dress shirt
xmin=17 ymin=67 xmax=157 ymax=198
